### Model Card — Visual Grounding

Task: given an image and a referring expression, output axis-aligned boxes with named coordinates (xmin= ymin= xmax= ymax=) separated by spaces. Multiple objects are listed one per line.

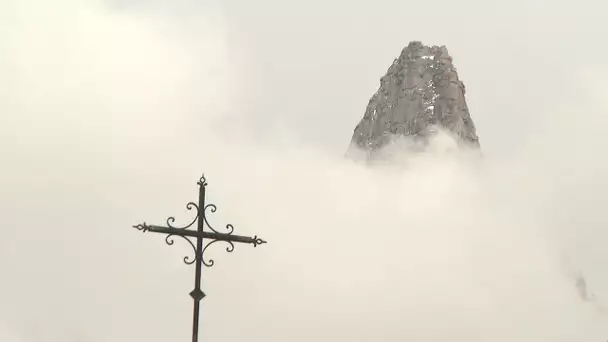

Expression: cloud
xmin=1 ymin=1 xmax=608 ymax=341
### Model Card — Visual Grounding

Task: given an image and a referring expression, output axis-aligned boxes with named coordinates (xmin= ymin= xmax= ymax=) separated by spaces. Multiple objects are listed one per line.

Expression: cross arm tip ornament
xmin=197 ymin=174 xmax=208 ymax=187
xmin=133 ymin=222 xmax=150 ymax=232
xmin=252 ymin=235 xmax=267 ymax=247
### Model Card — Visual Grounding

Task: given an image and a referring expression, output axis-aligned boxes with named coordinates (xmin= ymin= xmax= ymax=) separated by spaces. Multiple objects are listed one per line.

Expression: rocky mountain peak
xmin=347 ymin=41 xmax=479 ymax=159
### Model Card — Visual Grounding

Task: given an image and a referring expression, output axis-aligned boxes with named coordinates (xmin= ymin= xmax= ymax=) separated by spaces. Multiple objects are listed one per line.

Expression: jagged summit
xmin=347 ymin=41 xmax=479 ymax=159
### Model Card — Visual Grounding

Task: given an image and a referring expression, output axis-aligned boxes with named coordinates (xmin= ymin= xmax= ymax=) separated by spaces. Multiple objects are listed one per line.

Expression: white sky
xmin=216 ymin=0 xmax=608 ymax=156
xmin=1 ymin=0 xmax=608 ymax=341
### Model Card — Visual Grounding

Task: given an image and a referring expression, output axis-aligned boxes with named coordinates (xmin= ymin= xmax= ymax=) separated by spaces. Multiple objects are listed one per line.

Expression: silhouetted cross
xmin=133 ymin=174 xmax=266 ymax=342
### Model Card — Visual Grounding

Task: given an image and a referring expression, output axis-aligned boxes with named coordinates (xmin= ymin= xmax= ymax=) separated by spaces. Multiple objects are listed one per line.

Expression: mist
xmin=1 ymin=0 xmax=608 ymax=341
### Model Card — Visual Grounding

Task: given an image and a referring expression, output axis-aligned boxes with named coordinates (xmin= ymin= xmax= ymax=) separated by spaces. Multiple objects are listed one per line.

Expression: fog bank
xmin=1 ymin=1 xmax=607 ymax=341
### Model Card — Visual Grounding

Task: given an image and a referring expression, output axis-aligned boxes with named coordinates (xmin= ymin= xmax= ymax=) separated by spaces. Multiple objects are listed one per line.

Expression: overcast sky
xmin=90 ymin=0 xmax=608 ymax=156
xmin=1 ymin=0 xmax=608 ymax=341
xmin=216 ymin=0 xmax=607 ymax=156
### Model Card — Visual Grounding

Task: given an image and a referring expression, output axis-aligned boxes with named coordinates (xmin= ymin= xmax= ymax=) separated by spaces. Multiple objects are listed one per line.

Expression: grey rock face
xmin=347 ymin=41 xmax=479 ymax=158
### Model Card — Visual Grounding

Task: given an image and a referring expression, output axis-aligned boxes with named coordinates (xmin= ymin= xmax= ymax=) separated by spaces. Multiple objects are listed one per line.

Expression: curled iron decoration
xmin=133 ymin=223 xmax=150 ymax=232
xmin=203 ymin=204 xmax=235 ymax=235
xmin=165 ymin=234 xmax=198 ymax=265
xmin=201 ymin=239 xmax=235 ymax=267
xmin=166 ymin=202 xmax=199 ymax=230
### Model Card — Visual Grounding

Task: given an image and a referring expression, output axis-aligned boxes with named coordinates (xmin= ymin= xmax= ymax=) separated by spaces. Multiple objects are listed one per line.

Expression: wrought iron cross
xmin=133 ymin=174 xmax=266 ymax=342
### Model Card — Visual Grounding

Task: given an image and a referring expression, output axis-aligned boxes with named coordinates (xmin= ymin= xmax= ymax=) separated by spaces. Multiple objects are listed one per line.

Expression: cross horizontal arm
xmin=142 ymin=225 xmax=267 ymax=246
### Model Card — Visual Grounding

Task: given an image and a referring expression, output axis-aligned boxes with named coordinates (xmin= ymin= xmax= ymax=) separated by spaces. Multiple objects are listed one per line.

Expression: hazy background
xmin=1 ymin=0 xmax=608 ymax=341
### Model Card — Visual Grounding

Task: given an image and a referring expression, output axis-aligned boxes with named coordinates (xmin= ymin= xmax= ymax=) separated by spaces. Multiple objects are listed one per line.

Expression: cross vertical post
xmin=132 ymin=174 xmax=267 ymax=342
xmin=191 ymin=181 xmax=205 ymax=342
